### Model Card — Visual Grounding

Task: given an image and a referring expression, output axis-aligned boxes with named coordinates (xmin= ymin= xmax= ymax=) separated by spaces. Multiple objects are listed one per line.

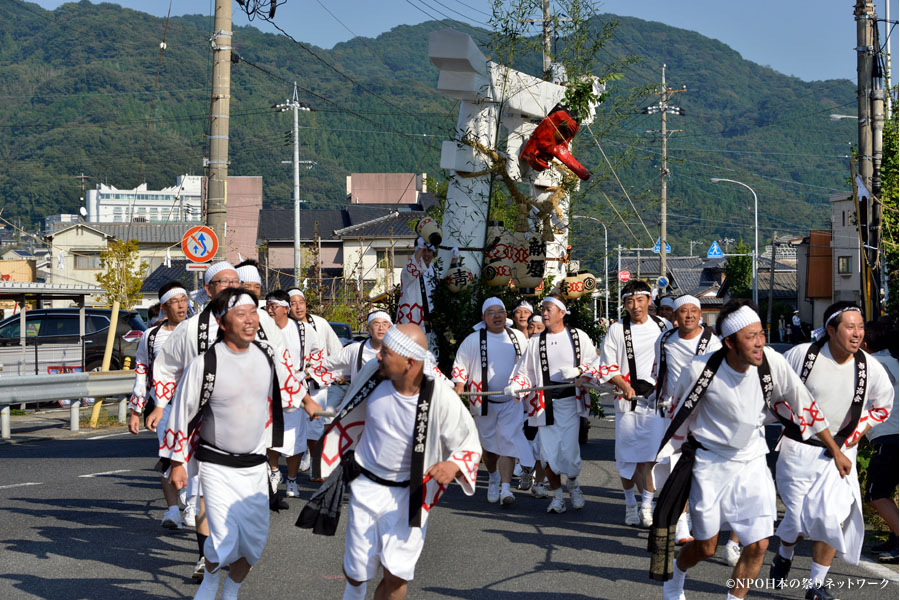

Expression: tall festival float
xmin=420 ymin=30 xmax=600 ymax=368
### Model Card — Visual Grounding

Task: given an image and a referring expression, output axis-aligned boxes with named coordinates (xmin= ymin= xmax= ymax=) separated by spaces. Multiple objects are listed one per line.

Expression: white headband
xmin=825 ymin=306 xmax=862 ymax=329
xmin=530 ymin=315 xmax=544 ymax=323
xmin=660 ymin=297 xmax=675 ymax=309
xmin=215 ymin=293 xmax=257 ymax=318
xmin=266 ymin=298 xmax=289 ymax=307
xmin=513 ymin=301 xmax=533 ymax=314
xmin=159 ymin=287 xmax=187 ymax=305
xmin=621 ymin=290 xmax=652 ymax=299
xmin=482 ymin=297 xmax=505 ymax=314
xmin=542 ymin=297 xmax=569 ymax=314
xmin=367 ymin=311 xmax=392 ymax=324
xmin=287 ymin=289 xmax=304 ymax=299
xmin=204 ymin=261 xmax=236 ymax=284
xmin=672 ymin=295 xmax=700 ymax=311
xmin=236 ymin=265 xmax=261 ymax=285
xmin=719 ymin=305 xmax=761 ymax=338
xmin=383 ymin=327 xmax=428 ymax=361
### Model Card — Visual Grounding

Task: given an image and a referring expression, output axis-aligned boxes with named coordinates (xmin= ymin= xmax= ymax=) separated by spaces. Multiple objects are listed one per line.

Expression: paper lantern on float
xmin=560 ymin=272 xmax=585 ymax=300
xmin=579 ymin=271 xmax=598 ymax=294
xmin=512 ymin=231 xmax=545 ymax=295
xmin=485 ymin=220 xmax=514 ymax=263
xmin=416 ymin=217 xmax=443 ymax=247
xmin=482 ymin=257 xmax=512 ymax=287
xmin=445 ymin=266 xmax=474 ymax=293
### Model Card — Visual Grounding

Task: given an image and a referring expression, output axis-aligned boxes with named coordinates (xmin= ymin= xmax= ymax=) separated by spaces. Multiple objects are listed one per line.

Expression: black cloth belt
xmin=195 ymin=440 xmax=268 ymax=468
xmin=544 ymin=385 xmax=577 ymax=400
xmin=359 ymin=465 xmax=410 ymax=488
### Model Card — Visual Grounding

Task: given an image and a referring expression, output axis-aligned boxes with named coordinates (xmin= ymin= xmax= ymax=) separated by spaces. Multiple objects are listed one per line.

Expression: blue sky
xmin=31 ymin=0 xmax=899 ymax=83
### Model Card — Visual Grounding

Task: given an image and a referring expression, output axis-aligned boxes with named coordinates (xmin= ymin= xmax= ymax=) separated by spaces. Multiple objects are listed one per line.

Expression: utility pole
xmin=617 ymin=244 xmax=622 ymax=317
xmin=206 ymin=0 xmax=232 ymax=259
xmin=276 ymin=82 xmax=311 ymax=286
xmin=689 ymin=240 xmax=702 ymax=256
xmin=766 ymin=231 xmax=778 ymax=341
xmin=887 ymin=0 xmax=894 ymax=119
xmin=520 ymin=0 xmax=570 ymax=79
xmin=643 ymin=64 xmax=686 ymax=291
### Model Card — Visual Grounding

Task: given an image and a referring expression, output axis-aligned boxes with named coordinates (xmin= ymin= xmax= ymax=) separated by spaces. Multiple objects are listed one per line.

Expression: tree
xmin=724 ymin=239 xmax=753 ymax=300
xmin=95 ymin=239 xmax=147 ymax=309
xmin=881 ymin=108 xmax=898 ymax=320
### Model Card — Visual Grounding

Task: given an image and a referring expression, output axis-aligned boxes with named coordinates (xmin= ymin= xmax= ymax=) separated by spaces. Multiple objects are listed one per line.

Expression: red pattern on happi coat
xmin=154 ymin=380 xmax=176 ymax=403
xmin=321 ymin=420 xmax=365 ymax=466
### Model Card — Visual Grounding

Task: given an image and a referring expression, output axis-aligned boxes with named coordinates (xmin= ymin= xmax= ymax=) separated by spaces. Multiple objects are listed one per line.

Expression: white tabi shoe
xmin=639 ymin=505 xmax=653 ymax=528
xmin=725 ymin=543 xmax=742 ymax=567
xmin=568 ymin=484 xmax=586 ymax=510
xmin=487 ymin=479 xmax=500 ymax=503
xmin=546 ymin=495 xmax=567 ymax=514
xmin=161 ymin=505 xmax=182 ymax=530
xmin=625 ymin=504 xmax=640 ymax=526
xmin=662 ymin=577 xmax=686 ymax=600
xmin=299 ymin=452 xmax=311 ymax=473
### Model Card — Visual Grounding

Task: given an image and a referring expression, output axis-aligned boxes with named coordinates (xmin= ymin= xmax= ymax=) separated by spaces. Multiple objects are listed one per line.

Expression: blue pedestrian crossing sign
xmin=652 ymin=238 xmax=671 ymax=254
xmin=706 ymin=240 xmax=724 ymax=259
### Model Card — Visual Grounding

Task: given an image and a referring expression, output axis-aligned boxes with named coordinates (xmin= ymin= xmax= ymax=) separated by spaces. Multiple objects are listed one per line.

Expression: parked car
xmin=0 ymin=308 xmax=146 ymax=373
xmin=329 ymin=322 xmax=354 ymax=346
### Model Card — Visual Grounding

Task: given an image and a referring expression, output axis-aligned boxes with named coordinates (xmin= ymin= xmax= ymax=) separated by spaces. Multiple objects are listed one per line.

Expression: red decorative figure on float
xmin=519 ymin=105 xmax=591 ymax=181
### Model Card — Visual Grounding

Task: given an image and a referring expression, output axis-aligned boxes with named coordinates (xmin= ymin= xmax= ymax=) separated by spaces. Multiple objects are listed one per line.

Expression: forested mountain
xmin=0 ymin=0 xmax=857 ymax=270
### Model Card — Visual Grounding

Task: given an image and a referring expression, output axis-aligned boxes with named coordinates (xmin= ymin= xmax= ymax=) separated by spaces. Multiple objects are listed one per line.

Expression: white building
xmin=84 ymin=175 xmax=202 ymax=224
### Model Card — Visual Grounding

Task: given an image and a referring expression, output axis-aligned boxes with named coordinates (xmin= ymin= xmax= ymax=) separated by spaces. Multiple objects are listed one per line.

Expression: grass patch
xmin=79 ymin=413 xmax=123 ymax=429
xmin=10 ymin=409 xmax=27 ymax=416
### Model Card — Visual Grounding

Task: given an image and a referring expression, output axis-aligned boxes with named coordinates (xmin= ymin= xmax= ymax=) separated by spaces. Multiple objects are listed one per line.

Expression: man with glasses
xmin=452 ymin=298 xmax=530 ymax=507
xmin=309 ymin=311 xmax=392 ymax=386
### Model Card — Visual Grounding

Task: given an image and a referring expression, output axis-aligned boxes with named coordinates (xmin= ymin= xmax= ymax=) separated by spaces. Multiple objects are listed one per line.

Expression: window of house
xmin=838 ymin=256 xmax=852 ymax=274
xmin=74 ymin=253 xmax=102 ymax=270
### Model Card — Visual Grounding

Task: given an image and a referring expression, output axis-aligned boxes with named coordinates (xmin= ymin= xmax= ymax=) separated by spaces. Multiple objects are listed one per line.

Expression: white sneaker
xmin=569 ymin=484 xmax=586 ymax=510
xmin=268 ymin=468 xmax=282 ymax=493
xmin=640 ymin=505 xmax=653 ymax=528
xmin=487 ymin=479 xmax=500 ymax=503
xmin=183 ymin=503 xmax=196 ymax=528
xmin=500 ymin=490 xmax=516 ymax=507
xmin=531 ymin=482 xmax=551 ymax=498
xmin=513 ymin=463 xmax=524 ymax=478
xmin=161 ymin=505 xmax=182 ymax=530
xmin=675 ymin=513 xmax=693 ymax=545
xmin=299 ymin=452 xmax=311 ymax=473
xmin=662 ymin=577 xmax=685 ymax=600
xmin=625 ymin=504 xmax=640 ymax=526
xmin=547 ymin=495 xmax=567 ymax=513
xmin=286 ymin=479 xmax=299 ymax=498
xmin=725 ymin=543 xmax=742 ymax=567
xmin=191 ymin=558 xmax=205 ymax=582
xmin=178 ymin=488 xmax=187 ymax=507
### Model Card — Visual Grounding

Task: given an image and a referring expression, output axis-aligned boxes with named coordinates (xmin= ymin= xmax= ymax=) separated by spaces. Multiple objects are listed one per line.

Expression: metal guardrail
xmin=0 ymin=370 xmax=136 ymax=439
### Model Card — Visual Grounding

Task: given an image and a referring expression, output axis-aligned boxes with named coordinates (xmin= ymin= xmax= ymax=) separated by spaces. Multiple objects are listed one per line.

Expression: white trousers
xmin=538 ymin=397 xmax=581 ymax=479
xmin=200 ymin=461 xmax=270 ymax=568
xmin=344 ymin=475 xmax=427 ymax=582
xmin=614 ymin=405 xmax=666 ymax=480
xmin=271 ymin=408 xmax=308 ymax=457
xmin=476 ymin=400 xmax=532 ymax=466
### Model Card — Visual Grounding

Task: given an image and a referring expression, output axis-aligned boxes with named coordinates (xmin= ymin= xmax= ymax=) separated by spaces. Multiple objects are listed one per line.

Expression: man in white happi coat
xmin=285 ymin=287 xmax=343 ymax=477
xmin=652 ymin=300 xmax=851 ymax=600
xmin=313 ymin=324 xmax=480 ymax=600
xmin=510 ymin=299 xmax=533 ymax=338
xmin=452 ymin=298 xmax=530 ymax=507
xmin=597 ymin=279 xmax=671 ymax=527
xmin=396 ymin=238 xmax=457 ymax=356
xmin=506 ymin=295 xmax=602 ymax=514
xmin=308 ymin=311 xmax=392 ymax=387
xmin=152 ymin=262 xmax=311 ymax=580
xmin=768 ymin=302 xmax=894 ymax=599
xmin=263 ymin=290 xmax=315 ymax=499
xmin=127 ymin=281 xmax=190 ymax=530
xmin=651 ymin=295 xmax=721 ymax=547
xmin=165 ymin=290 xmax=297 ymax=600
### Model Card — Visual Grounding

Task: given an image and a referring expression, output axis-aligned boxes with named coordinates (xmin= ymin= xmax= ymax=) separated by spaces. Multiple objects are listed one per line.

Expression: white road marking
xmin=857 ymin=555 xmax=900 ymax=584
xmin=0 ymin=482 xmax=43 ymax=490
xmin=86 ymin=432 xmax=131 ymax=440
xmin=78 ymin=469 xmax=132 ymax=478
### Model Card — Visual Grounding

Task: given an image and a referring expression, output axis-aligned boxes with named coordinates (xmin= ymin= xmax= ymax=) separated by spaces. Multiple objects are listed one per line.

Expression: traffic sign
xmin=652 ymin=237 xmax=672 ymax=254
xmin=182 ymin=226 xmax=218 ymax=263
xmin=707 ymin=240 xmax=724 ymax=259
xmin=657 ymin=276 xmax=669 ymax=288
xmin=186 ymin=264 xmax=210 ymax=271
xmin=618 ymin=270 xmax=632 ymax=283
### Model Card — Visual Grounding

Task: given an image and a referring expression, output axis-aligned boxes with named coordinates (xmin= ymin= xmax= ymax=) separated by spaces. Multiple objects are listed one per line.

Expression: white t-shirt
xmin=355 ymin=380 xmax=418 ymax=481
xmin=653 ymin=327 xmax=722 ymax=401
xmin=867 ymin=350 xmax=899 ymax=441
xmin=452 ymin=328 xmax=526 ymax=401
xmin=601 ymin=317 xmax=670 ymax=384
xmin=544 ymin=330 xmax=577 ymax=381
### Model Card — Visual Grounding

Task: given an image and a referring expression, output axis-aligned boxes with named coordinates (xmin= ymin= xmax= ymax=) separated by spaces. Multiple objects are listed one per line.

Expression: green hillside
xmin=0 ymin=0 xmax=857 ymax=273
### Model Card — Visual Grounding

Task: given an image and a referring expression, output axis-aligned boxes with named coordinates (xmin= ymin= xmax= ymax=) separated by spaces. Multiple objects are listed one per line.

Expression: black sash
xmin=141 ymin=321 xmax=168 ymax=418
xmin=782 ymin=338 xmax=867 ymax=454
xmin=419 ymin=275 xmax=432 ymax=332
xmin=189 ymin=339 xmax=285 ymax=451
xmin=409 ymin=376 xmax=435 ymax=527
xmin=290 ymin=317 xmax=306 ymax=368
xmin=624 ymin=316 xmax=667 ymax=410
xmin=476 ymin=327 xmax=523 ymax=416
xmin=356 ymin=339 xmax=368 ymax=373
xmin=538 ymin=327 xmax=582 ymax=426
xmin=196 ymin=304 xmax=215 ymax=353
xmin=655 ymin=326 xmax=713 ymax=401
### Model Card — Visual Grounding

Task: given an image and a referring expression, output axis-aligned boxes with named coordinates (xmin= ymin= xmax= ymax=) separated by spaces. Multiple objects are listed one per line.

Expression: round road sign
xmin=657 ymin=276 xmax=669 ymax=288
xmin=617 ymin=270 xmax=631 ymax=283
xmin=182 ymin=225 xmax=218 ymax=263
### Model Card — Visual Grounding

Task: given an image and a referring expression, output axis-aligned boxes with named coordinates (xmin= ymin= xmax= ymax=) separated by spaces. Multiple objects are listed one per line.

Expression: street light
xmin=710 ymin=178 xmax=759 ymax=306
xmin=572 ymin=215 xmax=609 ymax=324
xmin=829 ymin=113 xmax=858 ymax=121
